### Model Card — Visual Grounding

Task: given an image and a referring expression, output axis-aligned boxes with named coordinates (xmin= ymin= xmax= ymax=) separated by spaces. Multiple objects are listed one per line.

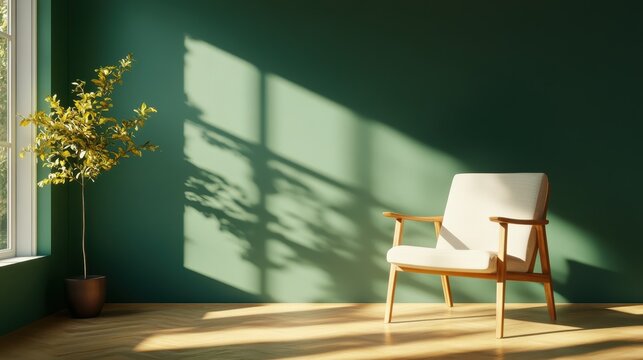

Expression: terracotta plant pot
xmin=65 ymin=275 xmax=106 ymax=318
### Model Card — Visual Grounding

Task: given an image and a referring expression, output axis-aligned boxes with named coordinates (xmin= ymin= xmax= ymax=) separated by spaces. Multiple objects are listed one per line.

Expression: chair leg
xmin=496 ymin=276 xmax=506 ymax=339
xmin=496 ymin=223 xmax=508 ymax=339
xmin=384 ymin=265 xmax=398 ymax=323
xmin=537 ymin=225 xmax=556 ymax=322
xmin=544 ymin=280 xmax=557 ymax=322
xmin=441 ymin=275 xmax=453 ymax=307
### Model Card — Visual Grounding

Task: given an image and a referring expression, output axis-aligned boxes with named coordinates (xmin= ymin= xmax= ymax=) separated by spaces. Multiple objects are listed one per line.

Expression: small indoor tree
xmin=20 ymin=55 xmax=157 ymax=315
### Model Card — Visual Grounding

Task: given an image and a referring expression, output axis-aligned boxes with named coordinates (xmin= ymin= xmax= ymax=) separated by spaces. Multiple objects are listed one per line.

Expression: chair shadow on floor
xmin=501 ymin=303 xmax=642 ymax=339
xmin=503 ymin=259 xmax=642 ymax=338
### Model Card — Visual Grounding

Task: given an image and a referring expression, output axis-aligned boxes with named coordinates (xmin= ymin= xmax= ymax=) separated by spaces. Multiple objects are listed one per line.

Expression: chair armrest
xmin=489 ymin=217 xmax=549 ymax=225
xmin=383 ymin=212 xmax=443 ymax=223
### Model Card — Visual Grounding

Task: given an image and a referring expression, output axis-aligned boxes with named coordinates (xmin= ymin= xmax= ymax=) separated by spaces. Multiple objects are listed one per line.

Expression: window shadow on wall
xmin=181 ymin=68 xmax=451 ymax=301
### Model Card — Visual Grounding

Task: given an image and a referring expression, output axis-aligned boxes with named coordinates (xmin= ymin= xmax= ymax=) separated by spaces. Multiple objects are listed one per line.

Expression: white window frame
xmin=0 ymin=0 xmax=36 ymax=260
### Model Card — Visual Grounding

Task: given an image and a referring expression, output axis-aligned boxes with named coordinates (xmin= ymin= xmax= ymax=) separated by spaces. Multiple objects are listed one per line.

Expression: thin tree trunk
xmin=81 ymin=174 xmax=87 ymax=279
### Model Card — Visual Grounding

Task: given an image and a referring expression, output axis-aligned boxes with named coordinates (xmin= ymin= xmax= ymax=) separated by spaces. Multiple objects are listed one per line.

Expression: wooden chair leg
xmin=537 ymin=225 xmax=556 ymax=322
xmin=496 ymin=276 xmax=506 ymax=339
xmin=440 ymin=275 xmax=453 ymax=307
xmin=544 ymin=280 xmax=557 ymax=321
xmin=496 ymin=223 xmax=508 ymax=339
xmin=384 ymin=265 xmax=398 ymax=323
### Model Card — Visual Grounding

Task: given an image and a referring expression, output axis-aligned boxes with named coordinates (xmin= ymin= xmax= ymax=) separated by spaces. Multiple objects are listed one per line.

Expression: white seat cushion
xmin=387 ymin=245 xmax=497 ymax=274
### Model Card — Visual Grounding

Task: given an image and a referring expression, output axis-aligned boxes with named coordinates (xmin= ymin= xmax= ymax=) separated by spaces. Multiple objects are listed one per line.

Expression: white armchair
xmin=383 ymin=173 xmax=555 ymax=338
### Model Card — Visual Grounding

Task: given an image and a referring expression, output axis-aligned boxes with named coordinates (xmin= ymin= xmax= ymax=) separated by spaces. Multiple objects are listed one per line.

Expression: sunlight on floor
xmin=200 ymin=303 xmax=349 ymax=319
xmin=1 ymin=303 xmax=640 ymax=359
xmin=128 ymin=303 xmax=642 ymax=359
xmin=607 ymin=305 xmax=643 ymax=315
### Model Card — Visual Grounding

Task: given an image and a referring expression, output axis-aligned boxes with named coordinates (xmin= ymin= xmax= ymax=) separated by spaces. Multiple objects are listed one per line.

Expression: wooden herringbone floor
xmin=0 ymin=303 xmax=641 ymax=359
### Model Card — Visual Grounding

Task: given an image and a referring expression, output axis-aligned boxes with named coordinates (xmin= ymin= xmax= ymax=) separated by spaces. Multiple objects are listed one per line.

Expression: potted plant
xmin=20 ymin=54 xmax=158 ymax=318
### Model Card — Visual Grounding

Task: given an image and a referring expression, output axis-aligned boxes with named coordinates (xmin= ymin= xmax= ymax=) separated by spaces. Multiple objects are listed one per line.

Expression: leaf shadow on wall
xmin=182 ymin=94 xmax=451 ymax=301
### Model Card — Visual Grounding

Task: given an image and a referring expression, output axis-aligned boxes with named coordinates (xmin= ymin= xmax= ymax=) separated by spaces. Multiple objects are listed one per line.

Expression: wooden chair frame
xmin=383 ymin=212 xmax=556 ymax=338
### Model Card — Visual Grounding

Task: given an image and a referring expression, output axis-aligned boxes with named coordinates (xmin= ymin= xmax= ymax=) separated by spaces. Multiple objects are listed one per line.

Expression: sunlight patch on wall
xmin=264 ymin=76 xmax=369 ymax=300
xmin=184 ymin=36 xmax=260 ymax=143
xmin=183 ymin=120 xmax=260 ymax=294
xmin=262 ymin=75 xmax=465 ymax=301
xmin=265 ymin=160 xmax=360 ymax=301
xmin=184 ymin=208 xmax=259 ymax=294
xmin=183 ymin=36 xmax=262 ymax=294
xmin=266 ymin=75 xmax=363 ymax=187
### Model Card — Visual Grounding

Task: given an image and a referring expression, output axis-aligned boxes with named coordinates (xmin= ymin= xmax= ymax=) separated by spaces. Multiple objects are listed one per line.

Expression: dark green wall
xmin=66 ymin=0 xmax=643 ymax=303
xmin=0 ymin=0 xmax=69 ymax=336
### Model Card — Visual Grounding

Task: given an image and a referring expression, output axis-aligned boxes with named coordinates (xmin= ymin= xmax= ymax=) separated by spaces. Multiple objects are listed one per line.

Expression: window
xmin=0 ymin=0 xmax=12 ymax=257
xmin=0 ymin=0 xmax=36 ymax=260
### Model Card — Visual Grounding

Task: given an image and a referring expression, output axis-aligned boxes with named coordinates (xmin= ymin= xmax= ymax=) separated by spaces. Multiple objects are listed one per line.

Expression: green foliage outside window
xmin=0 ymin=0 xmax=8 ymax=250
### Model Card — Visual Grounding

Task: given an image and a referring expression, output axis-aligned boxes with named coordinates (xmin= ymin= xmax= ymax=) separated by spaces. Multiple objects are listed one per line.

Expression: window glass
xmin=0 ymin=0 xmax=7 ymax=34
xmin=0 ymin=0 xmax=8 ymax=253
xmin=0 ymin=149 xmax=7 ymax=251
xmin=0 ymin=35 xmax=7 ymax=141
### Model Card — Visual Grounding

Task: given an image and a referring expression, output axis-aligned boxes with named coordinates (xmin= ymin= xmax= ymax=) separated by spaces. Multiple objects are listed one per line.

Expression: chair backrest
xmin=436 ymin=173 xmax=549 ymax=273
